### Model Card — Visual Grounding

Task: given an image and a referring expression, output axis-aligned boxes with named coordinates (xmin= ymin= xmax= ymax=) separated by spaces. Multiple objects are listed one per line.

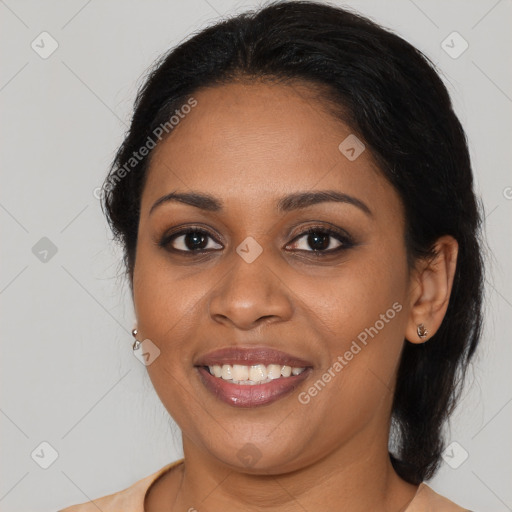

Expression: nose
xmin=208 ymin=249 xmax=293 ymax=330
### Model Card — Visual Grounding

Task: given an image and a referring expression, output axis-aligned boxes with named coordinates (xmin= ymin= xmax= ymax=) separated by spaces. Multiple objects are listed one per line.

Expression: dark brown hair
xmin=102 ymin=0 xmax=484 ymax=485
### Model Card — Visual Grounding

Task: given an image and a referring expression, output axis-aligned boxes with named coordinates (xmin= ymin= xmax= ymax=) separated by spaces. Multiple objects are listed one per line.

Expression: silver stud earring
xmin=417 ymin=323 xmax=429 ymax=339
xmin=132 ymin=328 xmax=141 ymax=350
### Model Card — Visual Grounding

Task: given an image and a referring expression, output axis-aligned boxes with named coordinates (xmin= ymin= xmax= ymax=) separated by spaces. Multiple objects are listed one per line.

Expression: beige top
xmin=58 ymin=459 xmax=470 ymax=512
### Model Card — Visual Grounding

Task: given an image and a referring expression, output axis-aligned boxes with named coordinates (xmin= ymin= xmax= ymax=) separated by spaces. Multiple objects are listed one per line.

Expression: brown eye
xmin=160 ymin=228 xmax=222 ymax=253
xmin=286 ymin=227 xmax=353 ymax=253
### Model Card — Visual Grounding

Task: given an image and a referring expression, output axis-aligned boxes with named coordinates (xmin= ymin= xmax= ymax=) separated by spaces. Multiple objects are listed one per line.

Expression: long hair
xmin=102 ymin=0 xmax=484 ymax=484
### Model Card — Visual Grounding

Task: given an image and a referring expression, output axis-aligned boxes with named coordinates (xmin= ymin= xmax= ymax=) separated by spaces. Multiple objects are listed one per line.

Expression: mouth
xmin=194 ymin=347 xmax=313 ymax=408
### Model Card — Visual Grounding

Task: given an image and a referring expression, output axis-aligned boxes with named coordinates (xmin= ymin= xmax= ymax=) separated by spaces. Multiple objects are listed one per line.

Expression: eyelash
xmin=158 ymin=224 xmax=354 ymax=257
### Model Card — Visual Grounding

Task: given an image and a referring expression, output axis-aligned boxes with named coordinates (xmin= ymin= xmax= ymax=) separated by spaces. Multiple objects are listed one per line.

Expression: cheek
xmin=132 ymin=238 xmax=227 ymax=380
xmin=132 ymin=242 xmax=195 ymax=353
xmin=292 ymin=248 xmax=408 ymax=345
xmin=292 ymin=248 xmax=409 ymax=409
xmin=131 ymin=245 xmax=200 ymax=419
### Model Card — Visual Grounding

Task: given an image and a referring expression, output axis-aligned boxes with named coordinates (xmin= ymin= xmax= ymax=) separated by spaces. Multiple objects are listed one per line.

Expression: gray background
xmin=1 ymin=0 xmax=511 ymax=510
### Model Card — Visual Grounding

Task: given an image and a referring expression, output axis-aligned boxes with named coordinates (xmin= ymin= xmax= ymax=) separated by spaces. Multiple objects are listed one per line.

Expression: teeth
xmin=281 ymin=365 xmax=292 ymax=377
xmin=207 ymin=364 xmax=306 ymax=384
xmin=232 ymin=364 xmax=249 ymax=381
xmin=267 ymin=364 xmax=282 ymax=379
xmin=221 ymin=365 xmax=232 ymax=380
xmin=249 ymin=364 xmax=267 ymax=382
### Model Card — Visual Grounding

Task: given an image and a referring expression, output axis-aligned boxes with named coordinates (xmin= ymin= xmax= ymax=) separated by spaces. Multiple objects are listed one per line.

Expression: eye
xmin=159 ymin=227 xmax=222 ymax=253
xmin=286 ymin=226 xmax=352 ymax=253
xmin=159 ymin=224 xmax=353 ymax=256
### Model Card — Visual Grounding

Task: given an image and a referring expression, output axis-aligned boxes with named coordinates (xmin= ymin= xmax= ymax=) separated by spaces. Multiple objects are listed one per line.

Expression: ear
xmin=405 ymin=235 xmax=458 ymax=344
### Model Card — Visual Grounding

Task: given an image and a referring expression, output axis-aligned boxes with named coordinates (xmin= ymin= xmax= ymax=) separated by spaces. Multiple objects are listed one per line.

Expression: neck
xmin=173 ymin=429 xmax=418 ymax=512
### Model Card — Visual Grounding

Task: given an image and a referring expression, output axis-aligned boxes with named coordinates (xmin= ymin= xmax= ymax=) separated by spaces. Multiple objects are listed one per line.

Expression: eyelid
xmin=285 ymin=225 xmax=354 ymax=251
xmin=158 ymin=222 xmax=355 ymax=257
xmin=158 ymin=225 xmax=223 ymax=251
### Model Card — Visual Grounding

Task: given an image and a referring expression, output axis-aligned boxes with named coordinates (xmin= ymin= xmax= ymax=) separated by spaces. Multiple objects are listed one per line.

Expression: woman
xmin=60 ymin=0 xmax=483 ymax=510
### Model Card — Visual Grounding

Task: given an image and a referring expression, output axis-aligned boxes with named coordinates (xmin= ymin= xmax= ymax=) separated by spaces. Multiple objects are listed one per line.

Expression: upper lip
xmin=195 ymin=347 xmax=314 ymax=368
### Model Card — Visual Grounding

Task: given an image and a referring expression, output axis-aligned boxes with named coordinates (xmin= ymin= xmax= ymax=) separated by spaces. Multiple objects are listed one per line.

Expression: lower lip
xmin=196 ymin=366 xmax=312 ymax=408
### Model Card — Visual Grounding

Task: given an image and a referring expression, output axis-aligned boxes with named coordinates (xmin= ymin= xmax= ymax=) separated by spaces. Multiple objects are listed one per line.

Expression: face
xmin=132 ymin=81 xmax=412 ymax=474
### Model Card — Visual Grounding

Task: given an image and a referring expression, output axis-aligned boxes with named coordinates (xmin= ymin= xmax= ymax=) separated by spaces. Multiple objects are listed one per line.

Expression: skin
xmin=132 ymin=81 xmax=458 ymax=511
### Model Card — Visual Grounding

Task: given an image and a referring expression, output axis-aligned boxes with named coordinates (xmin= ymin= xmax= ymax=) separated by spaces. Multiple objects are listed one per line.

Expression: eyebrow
xmin=149 ymin=189 xmax=372 ymax=217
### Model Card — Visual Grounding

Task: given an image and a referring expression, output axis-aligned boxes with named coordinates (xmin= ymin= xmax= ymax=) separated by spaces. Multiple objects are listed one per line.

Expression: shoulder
xmin=57 ymin=459 xmax=184 ymax=512
xmin=406 ymin=482 xmax=472 ymax=512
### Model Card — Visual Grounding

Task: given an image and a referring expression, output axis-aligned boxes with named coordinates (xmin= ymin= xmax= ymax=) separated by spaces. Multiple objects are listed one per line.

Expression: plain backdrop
xmin=1 ymin=1 xmax=511 ymax=510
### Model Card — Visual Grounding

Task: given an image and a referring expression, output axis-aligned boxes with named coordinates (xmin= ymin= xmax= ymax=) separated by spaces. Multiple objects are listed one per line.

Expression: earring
xmin=132 ymin=328 xmax=141 ymax=351
xmin=417 ymin=323 xmax=429 ymax=340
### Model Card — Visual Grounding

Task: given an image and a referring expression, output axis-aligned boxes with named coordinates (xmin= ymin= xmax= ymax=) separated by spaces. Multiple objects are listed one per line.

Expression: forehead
xmin=141 ymin=81 xmax=396 ymax=215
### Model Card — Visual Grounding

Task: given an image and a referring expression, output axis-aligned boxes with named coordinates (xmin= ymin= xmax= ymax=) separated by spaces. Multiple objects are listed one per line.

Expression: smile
xmin=195 ymin=364 xmax=313 ymax=408
xmin=206 ymin=363 xmax=307 ymax=384
xmin=194 ymin=346 xmax=314 ymax=407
